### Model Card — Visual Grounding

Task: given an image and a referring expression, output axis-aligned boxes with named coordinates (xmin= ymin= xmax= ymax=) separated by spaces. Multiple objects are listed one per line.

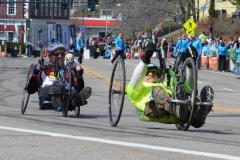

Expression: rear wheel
xmin=176 ymin=57 xmax=197 ymax=131
xmin=75 ymin=106 xmax=80 ymax=117
xmin=62 ymin=62 xmax=72 ymax=117
xmin=108 ymin=58 xmax=126 ymax=127
xmin=21 ymin=64 xmax=34 ymax=114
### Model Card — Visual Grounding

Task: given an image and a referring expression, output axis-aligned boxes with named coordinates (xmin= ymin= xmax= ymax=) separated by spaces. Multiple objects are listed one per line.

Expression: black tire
xmin=158 ymin=56 xmax=166 ymax=82
xmin=75 ymin=106 xmax=80 ymax=117
xmin=108 ymin=58 xmax=126 ymax=127
xmin=62 ymin=62 xmax=72 ymax=117
xmin=21 ymin=63 xmax=34 ymax=114
xmin=176 ymin=57 xmax=197 ymax=131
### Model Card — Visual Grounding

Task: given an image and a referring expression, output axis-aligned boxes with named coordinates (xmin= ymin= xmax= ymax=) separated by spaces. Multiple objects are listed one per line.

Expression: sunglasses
xmin=51 ymin=52 xmax=65 ymax=56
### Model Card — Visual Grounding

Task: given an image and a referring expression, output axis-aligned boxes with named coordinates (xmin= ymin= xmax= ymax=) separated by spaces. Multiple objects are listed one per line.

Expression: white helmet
xmin=65 ymin=53 xmax=74 ymax=62
xmin=47 ymin=42 xmax=66 ymax=54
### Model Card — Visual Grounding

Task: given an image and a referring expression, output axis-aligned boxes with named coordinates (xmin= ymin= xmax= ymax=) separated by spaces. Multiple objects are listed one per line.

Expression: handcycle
xmin=108 ymin=46 xmax=214 ymax=131
xmin=21 ymin=56 xmax=82 ymax=117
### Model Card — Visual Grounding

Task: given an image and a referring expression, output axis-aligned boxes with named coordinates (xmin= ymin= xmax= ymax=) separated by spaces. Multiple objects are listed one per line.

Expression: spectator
xmin=26 ymin=42 xmax=32 ymax=57
xmin=208 ymin=24 xmax=213 ymax=36
xmin=175 ymin=35 xmax=189 ymax=71
xmin=111 ymin=32 xmax=126 ymax=66
xmin=104 ymin=46 xmax=112 ymax=59
xmin=162 ymin=38 xmax=168 ymax=59
xmin=168 ymin=38 xmax=175 ymax=58
xmin=191 ymin=35 xmax=202 ymax=70
xmin=217 ymin=40 xmax=228 ymax=72
xmin=227 ymin=44 xmax=237 ymax=72
xmin=199 ymin=31 xmax=207 ymax=47
xmin=76 ymin=32 xmax=84 ymax=64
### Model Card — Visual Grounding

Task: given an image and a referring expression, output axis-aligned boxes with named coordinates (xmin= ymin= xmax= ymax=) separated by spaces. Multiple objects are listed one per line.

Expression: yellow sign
xmin=186 ymin=30 xmax=195 ymax=35
xmin=183 ymin=19 xmax=197 ymax=30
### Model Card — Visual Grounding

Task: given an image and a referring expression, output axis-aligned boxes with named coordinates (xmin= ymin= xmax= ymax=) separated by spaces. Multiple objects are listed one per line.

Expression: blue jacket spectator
xmin=217 ymin=41 xmax=228 ymax=72
xmin=115 ymin=35 xmax=126 ymax=51
xmin=175 ymin=37 xmax=188 ymax=53
xmin=105 ymin=47 xmax=112 ymax=59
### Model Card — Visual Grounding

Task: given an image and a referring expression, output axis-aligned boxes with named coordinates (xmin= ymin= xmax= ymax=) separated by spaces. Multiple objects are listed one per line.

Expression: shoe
xmin=72 ymin=87 xmax=92 ymax=107
xmin=51 ymin=82 xmax=63 ymax=108
xmin=144 ymin=101 xmax=161 ymax=118
xmin=55 ymin=105 xmax=63 ymax=112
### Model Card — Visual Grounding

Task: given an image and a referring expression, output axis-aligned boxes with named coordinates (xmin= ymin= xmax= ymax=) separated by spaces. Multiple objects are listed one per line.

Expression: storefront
xmin=0 ymin=19 xmax=26 ymax=43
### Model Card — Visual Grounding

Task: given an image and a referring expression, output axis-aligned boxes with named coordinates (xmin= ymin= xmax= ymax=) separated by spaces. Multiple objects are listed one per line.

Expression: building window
xmin=54 ymin=3 xmax=57 ymax=16
xmin=50 ymin=2 xmax=53 ymax=17
xmin=45 ymin=3 xmax=48 ymax=16
xmin=7 ymin=0 xmax=16 ymax=15
xmin=8 ymin=32 xmax=13 ymax=42
xmin=64 ymin=10 xmax=67 ymax=17
xmin=59 ymin=8 xmax=61 ymax=17
xmin=102 ymin=9 xmax=112 ymax=16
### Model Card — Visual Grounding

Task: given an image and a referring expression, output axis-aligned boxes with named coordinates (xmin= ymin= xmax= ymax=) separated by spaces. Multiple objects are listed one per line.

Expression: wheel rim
xmin=21 ymin=64 xmax=34 ymax=114
xmin=109 ymin=58 xmax=126 ymax=127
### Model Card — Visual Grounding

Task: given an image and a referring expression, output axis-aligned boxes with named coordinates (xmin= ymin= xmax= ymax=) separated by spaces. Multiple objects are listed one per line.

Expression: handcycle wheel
xmin=176 ymin=57 xmax=197 ymax=131
xmin=62 ymin=62 xmax=72 ymax=117
xmin=108 ymin=58 xmax=126 ymax=127
xmin=75 ymin=106 xmax=80 ymax=117
xmin=21 ymin=63 xmax=34 ymax=114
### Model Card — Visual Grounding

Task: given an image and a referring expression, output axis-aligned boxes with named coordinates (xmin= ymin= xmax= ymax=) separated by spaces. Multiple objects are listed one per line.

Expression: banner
xmin=79 ymin=25 xmax=86 ymax=48
xmin=69 ymin=25 xmax=76 ymax=46
xmin=48 ymin=24 xmax=54 ymax=43
xmin=56 ymin=24 xmax=62 ymax=43
xmin=62 ymin=24 xmax=69 ymax=50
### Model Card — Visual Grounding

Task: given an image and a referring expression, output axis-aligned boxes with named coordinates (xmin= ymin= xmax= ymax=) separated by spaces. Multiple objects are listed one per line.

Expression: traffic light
xmin=61 ymin=0 xmax=67 ymax=9
xmin=38 ymin=29 xmax=42 ymax=33
xmin=35 ymin=0 xmax=40 ymax=9
xmin=87 ymin=0 xmax=92 ymax=12
xmin=26 ymin=19 xmax=30 ymax=28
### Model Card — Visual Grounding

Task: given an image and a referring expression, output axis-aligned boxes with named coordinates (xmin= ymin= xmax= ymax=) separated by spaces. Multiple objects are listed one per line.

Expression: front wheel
xmin=176 ymin=57 xmax=197 ymax=131
xmin=62 ymin=62 xmax=72 ymax=117
xmin=21 ymin=64 xmax=34 ymax=114
xmin=108 ymin=58 xmax=126 ymax=127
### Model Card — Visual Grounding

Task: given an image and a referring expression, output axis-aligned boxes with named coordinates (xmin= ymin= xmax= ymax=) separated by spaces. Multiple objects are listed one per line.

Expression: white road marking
xmin=0 ymin=126 xmax=239 ymax=160
xmin=197 ymin=81 xmax=203 ymax=83
xmin=223 ymin=88 xmax=234 ymax=91
xmin=203 ymin=70 xmax=237 ymax=77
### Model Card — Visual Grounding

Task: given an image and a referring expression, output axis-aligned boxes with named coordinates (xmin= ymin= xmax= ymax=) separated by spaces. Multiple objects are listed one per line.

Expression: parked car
xmin=90 ymin=37 xmax=104 ymax=45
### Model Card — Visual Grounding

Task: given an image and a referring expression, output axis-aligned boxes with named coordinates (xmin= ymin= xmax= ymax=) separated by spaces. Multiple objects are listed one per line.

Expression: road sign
xmin=183 ymin=19 xmax=197 ymax=31
xmin=186 ymin=30 xmax=195 ymax=35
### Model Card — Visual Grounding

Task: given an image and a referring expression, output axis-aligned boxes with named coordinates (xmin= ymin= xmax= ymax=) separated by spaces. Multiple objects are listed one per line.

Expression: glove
xmin=141 ymin=42 xmax=156 ymax=64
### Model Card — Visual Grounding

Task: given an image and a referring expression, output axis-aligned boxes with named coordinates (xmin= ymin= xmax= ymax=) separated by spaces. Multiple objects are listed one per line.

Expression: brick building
xmin=0 ymin=0 xmax=25 ymax=43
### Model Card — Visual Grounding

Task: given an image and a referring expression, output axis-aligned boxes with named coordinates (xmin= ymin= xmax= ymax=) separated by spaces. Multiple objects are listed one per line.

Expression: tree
xmin=208 ymin=0 xmax=218 ymax=18
xmin=228 ymin=0 xmax=240 ymax=7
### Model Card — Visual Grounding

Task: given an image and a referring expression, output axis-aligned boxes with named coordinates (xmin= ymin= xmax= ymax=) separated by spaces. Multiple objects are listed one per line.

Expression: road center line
xmin=0 ymin=126 xmax=239 ymax=160
xmin=223 ymin=88 xmax=234 ymax=91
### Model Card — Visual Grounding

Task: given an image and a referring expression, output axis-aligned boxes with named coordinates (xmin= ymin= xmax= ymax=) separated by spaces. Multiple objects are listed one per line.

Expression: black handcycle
xmin=21 ymin=57 xmax=80 ymax=117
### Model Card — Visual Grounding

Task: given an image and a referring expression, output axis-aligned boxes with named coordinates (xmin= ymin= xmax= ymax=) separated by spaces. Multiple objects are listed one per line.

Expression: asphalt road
xmin=0 ymin=57 xmax=240 ymax=160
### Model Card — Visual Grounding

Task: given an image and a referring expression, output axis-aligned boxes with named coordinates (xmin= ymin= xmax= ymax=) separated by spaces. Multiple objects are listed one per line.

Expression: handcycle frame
xmin=108 ymin=48 xmax=213 ymax=131
xmin=21 ymin=57 xmax=80 ymax=117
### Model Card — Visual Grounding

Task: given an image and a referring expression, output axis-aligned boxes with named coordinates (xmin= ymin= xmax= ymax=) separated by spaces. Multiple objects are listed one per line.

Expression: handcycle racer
xmin=26 ymin=42 xmax=92 ymax=111
xmin=127 ymin=42 xmax=214 ymax=128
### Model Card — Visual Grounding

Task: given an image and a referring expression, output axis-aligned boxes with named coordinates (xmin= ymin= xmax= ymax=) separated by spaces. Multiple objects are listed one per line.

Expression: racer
xmin=26 ymin=42 xmax=92 ymax=111
xmin=127 ymin=42 xmax=214 ymax=128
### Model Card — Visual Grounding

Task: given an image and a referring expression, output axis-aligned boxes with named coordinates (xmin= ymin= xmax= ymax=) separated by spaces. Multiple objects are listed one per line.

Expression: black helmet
xmin=47 ymin=42 xmax=66 ymax=54
xmin=147 ymin=63 xmax=160 ymax=77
